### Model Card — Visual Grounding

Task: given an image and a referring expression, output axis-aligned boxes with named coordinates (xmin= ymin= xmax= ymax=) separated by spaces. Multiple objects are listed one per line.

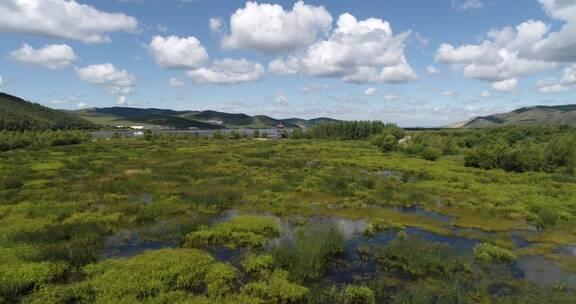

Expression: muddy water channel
xmin=102 ymin=207 xmax=576 ymax=290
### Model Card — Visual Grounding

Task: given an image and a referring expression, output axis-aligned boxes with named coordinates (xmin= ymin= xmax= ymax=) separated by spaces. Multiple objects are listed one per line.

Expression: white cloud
xmin=492 ymin=78 xmax=517 ymax=92
xmin=148 ymin=36 xmax=209 ymax=70
xmin=300 ymin=83 xmax=329 ymax=93
xmin=364 ymin=88 xmax=377 ymax=96
xmin=77 ymin=102 xmax=89 ymax=108
xmin=75 ymin=63 xmax=135 ymax=99
xmin=268 ymin=57 xmax=301 ymax=75
xmin=10 ymin=44 xmax=78 ymax=69
xmin=169 ymin=78 xmax=186 ymax=88
xmin=383 ymin=94 xmax=400 ymax=101
xmin=532 ymin=0 xmax=576 ymax=62
xmin=426 ymin=65 xmax=440 ymax=76
xmin=452 ymin=0 xmax=484 ymax=10
xmin=561 ymin=64 xmax=576 ymax=85
xmin=439 ymin=90 xmax=457 ymax=97
xmin=275 ymin=91 xmax=288 ymax=104
xmin=209 ymin=17 xmax=223 ymax=33
xmin=0 ymin=76 xmax=3 ymax=86
xmin=435 ymin=21 xmax=557 ymax=83
xmin=222 ymin=1 xmax=332 ymax=53
xmin=537 ymin=83 xmax=571 ymax=93
xmin=270 ymin=13 xmax=417 ymax=84
xmin=188 ymin=58 xmax=265 ymax=84
xmin=0 ymin=0 xmax=138 ymax=44
xmin=481 ymin=90 xmax=492 ymax=98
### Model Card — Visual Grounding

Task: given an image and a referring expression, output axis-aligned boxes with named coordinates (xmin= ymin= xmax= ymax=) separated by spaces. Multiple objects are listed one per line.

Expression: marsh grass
xmin=272 ymin=227 xmax=345 ymax=283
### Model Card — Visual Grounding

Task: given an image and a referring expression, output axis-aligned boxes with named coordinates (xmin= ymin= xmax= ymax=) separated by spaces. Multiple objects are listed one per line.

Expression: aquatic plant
xmin=364 ymin=218 xmax=404 ymax=236
xmin=185 ymin=215 xmax=280 ymax=248
xmin=342 ymin=285 xmax=376 ymax=304
xmin=240 ymin=270 xmax=308 ymax=304
xmin=272 ymin=228 xmax=345 ymax=282
xmin=205 ymin=263 xmax=238 ymax=298
xmin=377 ymin=237 xmax=467 ymax=277
xmin=474 ymin=243 xmax=517 ymax=263
xmin=242 ymin=254 xmax=275 ymax=278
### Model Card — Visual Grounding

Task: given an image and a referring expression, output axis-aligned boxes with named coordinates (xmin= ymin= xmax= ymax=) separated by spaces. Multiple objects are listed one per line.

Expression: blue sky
xmin=1 ymin=0 xmax=575 ymax=126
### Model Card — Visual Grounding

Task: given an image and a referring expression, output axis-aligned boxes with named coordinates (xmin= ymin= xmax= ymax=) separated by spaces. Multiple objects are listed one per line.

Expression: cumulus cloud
xmin=75 ymin=63 xmax=135 ymax=104
xmin=439 ymin=90 xmax=458 ymax=97
xmin=209 ymin=17 xmax=223 ymax=33
xmin=537 ymin=83 xmax=570 ymax=93
xmin=10 ymin=44 xmax=78 ymax=69
xmin=222 ymin=1 xmax=332 ymax=53
xmin=169 ymin=78 xmax=186 ymax=88
xmin=300 ymin=83 xmax=329 ymax=93
xmin=383 ymin=94 xmax=400 ymax=101
xmin=532 ymin=0 xmax=576 ymax=62
xmin=426 ymin=66 xmax=440 ymax=76
xmin=364 ymin=88 xmax=377 ymax=96
xmin=481 ymin=90 xmax=492 ymax=98
xmin=188 ymin=58 xmax=264 ymax=84
xmin=275 ymin=91 xmax=288 ymax=104
xmin=492 ymin=78 xmax=517 ymax=92
xmin=148 ymin=36 xmax=209 ymax=70
xmin=269 ymin=13 xmax=417 ymax=84
xmin=452 ymin=0 xmax=484 ymax=10
xmin=535 ymin=64 xmax=576 ymax=93
xmin=436 ymin=21 xmax=556 ymax=82
xmin=0 ymin=0 xmax=138 ymax=44
xmin=561 ymin=64 xmax=576 ymax=85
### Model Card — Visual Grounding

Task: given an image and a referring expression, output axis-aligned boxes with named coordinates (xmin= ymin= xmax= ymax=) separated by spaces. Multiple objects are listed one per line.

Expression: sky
xmin=1 ymin=0 xmax=575 ymax=127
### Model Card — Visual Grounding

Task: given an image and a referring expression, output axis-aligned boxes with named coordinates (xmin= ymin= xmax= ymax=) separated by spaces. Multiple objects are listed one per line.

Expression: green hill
xmin=463 ymin=105 xmax=576 ymax=128
xmin=126 ymin=114 xmax=223 ymax=129
xmin=0 ymin=92 xmax=95 ymax=131
xmin=73 ymin=107 xmax=337 ymax=129
xmin=284 ymin=117 xmax=341 ymax=128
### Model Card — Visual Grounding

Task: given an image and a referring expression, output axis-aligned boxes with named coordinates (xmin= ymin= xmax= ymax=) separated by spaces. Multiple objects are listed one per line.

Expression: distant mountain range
xmin=460 ymin=105 xmax=576 ymax=128
xmin=0 ymin=92 xmax=95 ymax=131
xmin=71 ymin=107 xmax=340 ymax=129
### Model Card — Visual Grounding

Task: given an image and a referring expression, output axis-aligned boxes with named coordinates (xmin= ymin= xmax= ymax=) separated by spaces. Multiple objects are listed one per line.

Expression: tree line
xmin=0 ymin=130 xmax=90 ymax=152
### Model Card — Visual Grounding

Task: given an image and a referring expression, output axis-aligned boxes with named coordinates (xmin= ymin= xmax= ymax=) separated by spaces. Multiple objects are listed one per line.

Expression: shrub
xmin=343 ymin=285 xmax=376 ymax=304
xmin=420 ymin=147 xmax=442 ymax=161
xmin=474 ymin=243 xmax=516 ymax=263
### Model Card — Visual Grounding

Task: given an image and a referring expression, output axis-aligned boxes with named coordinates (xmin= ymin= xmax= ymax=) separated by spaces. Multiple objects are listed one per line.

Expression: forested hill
xmin=0 ymin=92 xmax=95 ymax=131
xmin=73 ymin=107 xmax=341 ymax=129
xmin=463 ymin=105 xmax=576 ymax=128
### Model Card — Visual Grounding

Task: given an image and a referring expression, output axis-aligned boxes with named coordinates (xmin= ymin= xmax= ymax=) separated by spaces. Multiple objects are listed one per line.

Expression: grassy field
xmin=1 ymin=136 xmax=575 ymax=303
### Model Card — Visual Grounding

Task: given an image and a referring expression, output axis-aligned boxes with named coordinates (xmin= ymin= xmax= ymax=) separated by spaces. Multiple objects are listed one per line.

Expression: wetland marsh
xmin=1 ymin=133 xmax=576 ymax=303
